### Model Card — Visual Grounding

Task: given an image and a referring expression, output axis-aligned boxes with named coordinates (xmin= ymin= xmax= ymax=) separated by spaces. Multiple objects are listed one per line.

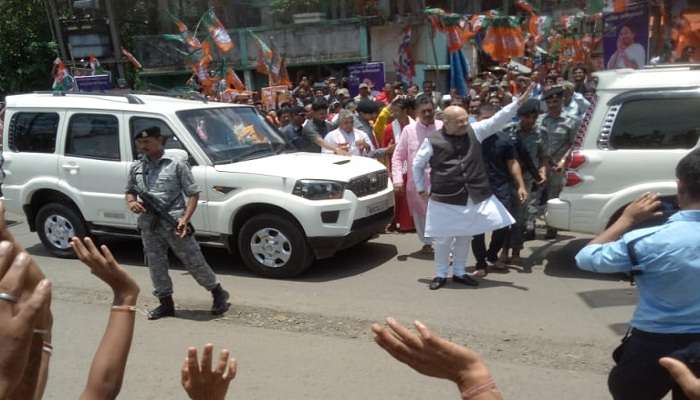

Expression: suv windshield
xmin=176 ymin=106 xmax=286 ymax=164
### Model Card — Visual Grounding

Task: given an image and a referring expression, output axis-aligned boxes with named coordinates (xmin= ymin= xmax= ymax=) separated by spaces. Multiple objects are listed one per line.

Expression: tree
xmin=0 ymin=0 xmax=56 ymax=97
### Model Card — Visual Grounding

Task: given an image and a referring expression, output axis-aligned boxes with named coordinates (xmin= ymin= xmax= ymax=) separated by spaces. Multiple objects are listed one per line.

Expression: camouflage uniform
xmin=125 ymin=153 xmax=218 ymax=298
xmin=504 ymin=123 xmax=546 ymax=249
xmin=536 ymin=112 xmax=579 ymax=201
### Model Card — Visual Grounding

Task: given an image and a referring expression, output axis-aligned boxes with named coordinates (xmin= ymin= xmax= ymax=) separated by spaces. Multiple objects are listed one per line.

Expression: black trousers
xmin=471 ymin=227 xmax=509 ymax=268
xmin=609 ymin=329 xmax=700 ymax=400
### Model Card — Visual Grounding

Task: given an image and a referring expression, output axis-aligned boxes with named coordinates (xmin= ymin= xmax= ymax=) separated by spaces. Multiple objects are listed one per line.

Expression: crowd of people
xmin=222 ymin=61 xmax=596 ymax=289
xmin=1 ymin=163 xmax=700 ymax=399
xmin=3 ymin=49 xmax=700 ymax=400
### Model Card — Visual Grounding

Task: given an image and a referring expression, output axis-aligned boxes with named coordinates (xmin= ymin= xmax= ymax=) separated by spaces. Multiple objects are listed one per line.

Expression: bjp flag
xmin=481 ymin=18 xmax=526 ymax=61
xmin=203 ymin=9 xmax=233 ymax=53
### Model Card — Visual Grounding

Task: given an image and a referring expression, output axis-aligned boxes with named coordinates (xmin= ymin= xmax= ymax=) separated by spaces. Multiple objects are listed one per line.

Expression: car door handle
xmin=61 ymin=164 xmax=80 ymax=175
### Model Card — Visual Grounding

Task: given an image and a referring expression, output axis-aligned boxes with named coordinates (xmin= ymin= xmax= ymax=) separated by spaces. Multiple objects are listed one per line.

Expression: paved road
xmin=9 ymin=214 xmax=639 ymax=399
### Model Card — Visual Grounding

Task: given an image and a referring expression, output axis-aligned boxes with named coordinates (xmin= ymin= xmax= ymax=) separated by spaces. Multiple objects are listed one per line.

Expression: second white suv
xmin=1 ymin=92 xmax=394 ymax=278
xmin=546 ymin=65 xmax=700 ymax=234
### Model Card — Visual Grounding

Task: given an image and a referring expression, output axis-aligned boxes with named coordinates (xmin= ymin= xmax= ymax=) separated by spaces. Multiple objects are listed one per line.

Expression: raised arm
xmin=372 ymin=318 xmax=502 ymax=400
xmin=473 ymin=84 xmax=534 ymax=142
xmin=72 ymin=238 xmax=140 ymax=400
xmin=0 ymin=202 xmax=52 ymax=400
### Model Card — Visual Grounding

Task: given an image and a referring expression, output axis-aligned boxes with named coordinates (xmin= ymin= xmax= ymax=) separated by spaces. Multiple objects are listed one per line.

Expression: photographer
xmin=576 ymin=148 xmax=700 ymax=400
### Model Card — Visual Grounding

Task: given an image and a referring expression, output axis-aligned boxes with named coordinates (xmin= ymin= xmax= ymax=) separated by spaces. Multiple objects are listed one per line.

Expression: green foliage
xmin=0 ymin=0 xmax=56 ymax=96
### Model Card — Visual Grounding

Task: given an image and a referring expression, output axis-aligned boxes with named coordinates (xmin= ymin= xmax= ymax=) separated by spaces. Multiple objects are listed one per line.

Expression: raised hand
xmin=371 ymin=318 xmax=498 ymax=397
xmin=620 ymin=192 xmax=663 ymax=225
xmin=517 ymin=82 xmax=536 ymax=105
xmin=70 ymin=237 xmax=139 ymax=306
xmin=181 ymin=344 xmax=237 ymax=400
xmin=0 ymin=241 xmax=51 ymax=399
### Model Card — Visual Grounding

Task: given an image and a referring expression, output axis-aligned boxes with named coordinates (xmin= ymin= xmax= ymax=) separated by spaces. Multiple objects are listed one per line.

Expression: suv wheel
xmin=238 ymin=214 xmax=312 ymax=278
xmin=35 ymin=203 xmax=87 ymax=258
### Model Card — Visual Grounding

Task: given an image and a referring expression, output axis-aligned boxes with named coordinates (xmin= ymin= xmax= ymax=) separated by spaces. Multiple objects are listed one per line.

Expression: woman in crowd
xmin=382 ymin=95 xmax=416 ymax=232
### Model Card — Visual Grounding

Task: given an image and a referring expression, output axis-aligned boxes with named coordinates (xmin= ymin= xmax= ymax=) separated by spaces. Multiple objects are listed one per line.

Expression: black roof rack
xmin=33 ymin=91 xmax=145 ymax=104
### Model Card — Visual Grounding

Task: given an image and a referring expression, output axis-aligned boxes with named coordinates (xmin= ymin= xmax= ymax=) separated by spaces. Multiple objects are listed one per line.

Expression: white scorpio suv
xmin=1 ymin=92 xmax=394 ymax=278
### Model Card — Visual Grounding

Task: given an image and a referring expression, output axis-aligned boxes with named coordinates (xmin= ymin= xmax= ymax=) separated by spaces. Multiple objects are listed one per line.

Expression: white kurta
xmin=322 ymin=127 xmax=375 ymax=156
xmin=413 ymin=98 xmax=519 ymax=238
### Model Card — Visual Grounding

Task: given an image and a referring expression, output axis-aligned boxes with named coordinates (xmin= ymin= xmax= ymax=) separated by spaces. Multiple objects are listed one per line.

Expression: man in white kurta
xmin=322 ymin=110 xmax=375 ymax=156
xmin=413 ymin=87 xmax=533 ymax=290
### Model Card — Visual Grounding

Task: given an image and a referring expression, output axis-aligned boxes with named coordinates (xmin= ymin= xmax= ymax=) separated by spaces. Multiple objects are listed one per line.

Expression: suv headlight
xmin=292 ymin=180 xmax=345 ymax=200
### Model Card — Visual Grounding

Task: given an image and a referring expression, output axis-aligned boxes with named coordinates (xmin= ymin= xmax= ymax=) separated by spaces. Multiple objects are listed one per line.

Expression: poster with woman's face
xmin=603 ymin=6 xmax=649 ymax=69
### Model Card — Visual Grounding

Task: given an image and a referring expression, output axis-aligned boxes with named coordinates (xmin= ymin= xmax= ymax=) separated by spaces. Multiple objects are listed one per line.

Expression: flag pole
xmin=429 ymin=23 xmax=442 ymax=91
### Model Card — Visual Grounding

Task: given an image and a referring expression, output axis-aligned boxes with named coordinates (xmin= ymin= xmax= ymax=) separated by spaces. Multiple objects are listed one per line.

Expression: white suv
xmin=1 ymin=92 xmax=394 ymax=278
xmin=546 ymin=65 xmax=700 ymax=234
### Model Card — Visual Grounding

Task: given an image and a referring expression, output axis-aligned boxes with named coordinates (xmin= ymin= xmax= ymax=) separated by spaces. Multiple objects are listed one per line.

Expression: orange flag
xmin=226 ymin=66 xmax=246 ymax=91
xmin=481 ymin=21 xmax=525 ymax=62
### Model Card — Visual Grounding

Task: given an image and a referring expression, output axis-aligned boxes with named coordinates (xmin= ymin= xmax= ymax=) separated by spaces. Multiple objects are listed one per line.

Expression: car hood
xmin=213 ymin=152 xmax=386 ymax=182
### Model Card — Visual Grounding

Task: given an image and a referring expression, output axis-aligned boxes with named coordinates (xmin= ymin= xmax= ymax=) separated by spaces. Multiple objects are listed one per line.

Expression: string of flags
xmin=422 ymin=2 xmax=604 ymax=63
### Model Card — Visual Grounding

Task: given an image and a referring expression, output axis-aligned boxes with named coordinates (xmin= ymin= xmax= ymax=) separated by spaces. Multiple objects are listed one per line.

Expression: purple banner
xmin=603 ymin=6 xmax=649 ymax=70
xmin=75 ymin=74 xmax=112 ymax=92
xmin=348 ymin=62 xmax=385 ymax=98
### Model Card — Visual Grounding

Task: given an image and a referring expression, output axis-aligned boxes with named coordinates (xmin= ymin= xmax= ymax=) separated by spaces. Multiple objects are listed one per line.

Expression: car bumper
xmin=545 ymin=199 xmax=570 ymax=231
xmin=308 ymin=206 xmax=394 ymax=259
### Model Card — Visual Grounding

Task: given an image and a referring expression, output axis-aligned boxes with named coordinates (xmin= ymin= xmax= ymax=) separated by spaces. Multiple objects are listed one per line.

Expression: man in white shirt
xmin=323 ymin=109 xmax=375 ymax=156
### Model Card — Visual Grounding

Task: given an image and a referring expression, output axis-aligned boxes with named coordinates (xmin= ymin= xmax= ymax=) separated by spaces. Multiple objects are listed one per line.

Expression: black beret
xmin=133 ymin=126 xmax=161 ymax=140
xmin=356 ymin=100 xmax=380 ymax=114
xmin=517 ymin=99 xmax=541 ymax=116
xmin=542 ymin=86 xmax=564 ymax=100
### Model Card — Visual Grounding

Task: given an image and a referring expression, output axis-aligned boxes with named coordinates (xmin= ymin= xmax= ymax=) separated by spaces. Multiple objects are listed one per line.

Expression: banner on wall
xmin=603 ymin=5 xmax=649 ymax=69
xmin=348 ymin=62 xmax=386 ymax=98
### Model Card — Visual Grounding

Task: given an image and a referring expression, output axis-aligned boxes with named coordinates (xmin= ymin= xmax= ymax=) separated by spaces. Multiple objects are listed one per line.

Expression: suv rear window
xmin=65 ymin=114 xmax=120 ymax=161
xmin=8 ymin=112 xmax=59 ymax=153
xmin=610 ymin=98 xmax=700 ymax=150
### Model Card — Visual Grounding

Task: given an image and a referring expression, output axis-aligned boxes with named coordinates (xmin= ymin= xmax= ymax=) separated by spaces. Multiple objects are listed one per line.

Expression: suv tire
xmin=35 ymin=203 xmax=87 ymax=258
xmin=238 ymin=213 xmax=312 ymax=278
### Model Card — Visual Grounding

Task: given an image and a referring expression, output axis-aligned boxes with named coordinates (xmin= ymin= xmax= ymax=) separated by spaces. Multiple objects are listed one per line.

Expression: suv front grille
xmin=347 ymin=170 xmax=388 ymax=198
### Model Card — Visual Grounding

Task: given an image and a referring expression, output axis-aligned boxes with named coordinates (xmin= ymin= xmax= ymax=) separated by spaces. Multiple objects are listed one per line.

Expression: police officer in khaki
xmin=536 ymin=86 xmax=579 ymax=239
xmin=125 ymin=126 xmax=230 ymax=320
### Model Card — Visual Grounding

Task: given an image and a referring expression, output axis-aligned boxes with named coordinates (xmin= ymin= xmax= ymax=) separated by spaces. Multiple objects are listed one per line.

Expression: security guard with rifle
xmin=536 ymin=86 xmax=579 ymax=239
xmin=125 ymin=126 xmax=230 ymax=320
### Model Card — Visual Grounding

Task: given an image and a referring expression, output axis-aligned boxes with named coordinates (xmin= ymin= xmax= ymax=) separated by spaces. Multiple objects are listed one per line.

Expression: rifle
xmin=134 ymin=188 xmax=195 ymax=236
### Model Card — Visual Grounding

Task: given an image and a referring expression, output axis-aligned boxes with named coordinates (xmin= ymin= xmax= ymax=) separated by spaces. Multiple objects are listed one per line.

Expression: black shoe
xmin=147 ymin=295 xmax=175 ymax=320
xmin=453 ymin=274 xmax=479 ymax=286
xmin=211 ymin=285 xmax=231 ymax=315
xmin=429 ymin=277 xmax=447 ymax=290
xmin=544 ymin=228 xmax=558 ymax=240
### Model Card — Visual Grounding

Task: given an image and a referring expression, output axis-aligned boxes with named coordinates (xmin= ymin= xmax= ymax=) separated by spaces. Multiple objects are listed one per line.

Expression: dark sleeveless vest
xmin=428 ymin=127 xmax=493 ymax=206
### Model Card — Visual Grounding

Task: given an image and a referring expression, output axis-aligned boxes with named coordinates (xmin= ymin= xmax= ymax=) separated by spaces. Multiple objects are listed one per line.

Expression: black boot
xmin=544 ymin=227 xmax=558 ymax=240
xmin=148 ymin=295 xmax=175 ymax=320
xmin=211 ymin=284 xmax=230 ymax=316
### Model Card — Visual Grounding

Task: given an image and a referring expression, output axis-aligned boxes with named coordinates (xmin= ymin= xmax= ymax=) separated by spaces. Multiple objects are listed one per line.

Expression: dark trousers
xmin=609 ymin=329 xmax=700 ymax=400
xmin=471 ymin=227 xmax=509 ymax=268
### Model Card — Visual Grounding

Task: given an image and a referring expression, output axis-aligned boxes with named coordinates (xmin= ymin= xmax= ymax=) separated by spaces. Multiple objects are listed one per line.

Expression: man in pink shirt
xmin=391 ymin=94 xmax=442 ymax=252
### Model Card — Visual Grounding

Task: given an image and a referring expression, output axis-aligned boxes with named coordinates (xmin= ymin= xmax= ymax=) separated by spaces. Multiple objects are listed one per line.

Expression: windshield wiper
xmin=233 ymin=143 xmax=275 ymax=162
